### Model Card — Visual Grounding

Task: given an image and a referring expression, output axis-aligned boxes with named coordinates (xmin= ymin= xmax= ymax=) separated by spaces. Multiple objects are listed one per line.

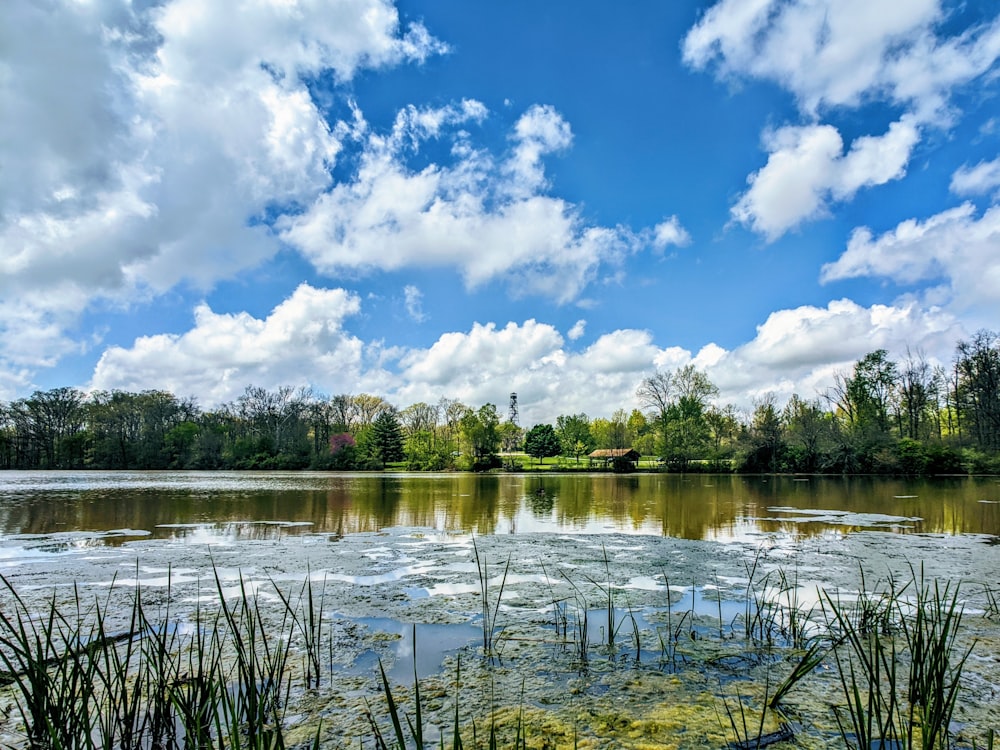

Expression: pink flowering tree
xmin=329 ymin=433 xmax=356 ymax=455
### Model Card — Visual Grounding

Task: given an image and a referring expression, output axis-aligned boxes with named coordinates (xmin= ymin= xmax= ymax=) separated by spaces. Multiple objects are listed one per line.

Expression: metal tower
xmin=508 ymin=392 xmax=519 ymax=426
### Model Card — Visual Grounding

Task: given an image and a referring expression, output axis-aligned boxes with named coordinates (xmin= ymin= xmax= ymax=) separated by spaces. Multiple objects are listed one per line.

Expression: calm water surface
xmin=1 ymin=470 xmax=998 ymax=543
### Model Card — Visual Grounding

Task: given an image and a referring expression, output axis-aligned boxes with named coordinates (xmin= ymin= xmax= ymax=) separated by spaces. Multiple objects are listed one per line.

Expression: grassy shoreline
xmin=2 ymin=546 xmax=998 ymax=748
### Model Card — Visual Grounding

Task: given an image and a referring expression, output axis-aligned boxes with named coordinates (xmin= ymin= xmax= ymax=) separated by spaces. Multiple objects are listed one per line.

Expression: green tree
xmin=829 ymin=350 xmax=898 ymax=435
xmin=591 ymin=410 xmax=628 ymax=450
xmin=352 ymin=393 xmax=391 ymax=427
xmin=9 ymin=388 xmax=87 ymax=468
xmin=460 ymin=404 xmax=500 ymax=469
xmin=164 ymin=421 xmax=200 ymax=468
xmin=228 ymin=385 xmax=311 ymax=468
xmin=523 ymin=423 xmax=561 ymax=465
xmin=782 ymin=394 xmax=831 ymax=472
xmin=400 ymin=401 xmax=446 ymax=469
xmin=741 ymin=394 xmax=784 ymax=472
xmin=704 ymin=404 xmax=740 ymax=470
xmin=639 ymin=365 xmax=718 ymax=470
xmin=627 ymin=409 xmax=655 ymax=456
xmin=852 ymin=349 xmax=898 ymax=434
xmin=955 ymin=330 xmax=1000 ymax=451
xmin=134 ymin=390 xmax=192 ymax=468
xmin=497 ymin=421 xmax=524 ymax=469
xmin=400 ymin=402 xmax=439 ymax=444
xmin=88 ymin=390 xmax=144 ymax=468
xmin=369 ymin=409 xmax=405 ymax=468
xmin=661 ymin=397 xmax=712 ymax=470
xmin=438 ymin=398 xmax=470 ymax=458
xmin=0 ymin=404 xmax=12 ymax=469
xmin=898 ymin=349 xmax=936 ymax=440
xmin=556 ymin=413 xmax=594 ymax=463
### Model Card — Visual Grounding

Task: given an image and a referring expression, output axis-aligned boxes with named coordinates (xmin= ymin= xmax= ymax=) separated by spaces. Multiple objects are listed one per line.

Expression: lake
xmin=1 ymin=471 xmax=999 ymax=747
xmin=1 ymin=470 xmax=998 ymax=543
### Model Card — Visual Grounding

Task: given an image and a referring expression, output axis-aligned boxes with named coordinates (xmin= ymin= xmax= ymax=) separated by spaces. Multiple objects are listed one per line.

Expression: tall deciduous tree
xmin=783 ymin=394 xmax=830 ymax=472
xmin=956 ymin=330 xmax=1000 ymax=451
xmin=743 ymin=393 xmax=784 ymax=472
xmin=10 ymin=387 xmax=86 ymax=468
xmin=556 ymin=413 xmax=593 ymax=463
xmin=638 ymin=365 xmax=718 ymax=470
xmin=898 ymin=349 xmax=936 ymax=440
xmin=352 ymin=394 xmax=390 ymax=427
xmin=850 ymin=349 xmax=898 ymax=434
xmin=524 ymin=423 xmax=561 ymax=464
xmin=497 ymin=421 xmax=523 ymax=468
xmin=88 ymin=390 xmax=144 ymax=468
xmin=460 ymin=403 xmax=500 ymax=465
xmin=593 ymin=409 xmax=630 ymax=450
xmin=704 ymin=404 xmax=740 ymax=470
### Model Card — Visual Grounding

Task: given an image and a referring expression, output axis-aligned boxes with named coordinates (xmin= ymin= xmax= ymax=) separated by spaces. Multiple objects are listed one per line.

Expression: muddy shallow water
xmin=2 ymin=472 xmax=1000 ymax=747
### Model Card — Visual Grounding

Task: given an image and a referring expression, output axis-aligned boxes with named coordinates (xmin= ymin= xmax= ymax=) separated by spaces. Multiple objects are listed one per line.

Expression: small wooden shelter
xmin=587 ymin=448 xmax=640 ymax=470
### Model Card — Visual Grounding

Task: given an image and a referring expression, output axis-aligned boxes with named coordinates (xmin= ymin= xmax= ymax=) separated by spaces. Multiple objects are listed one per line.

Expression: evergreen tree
xmin=370 ymin=409 xmax=405 ymax=467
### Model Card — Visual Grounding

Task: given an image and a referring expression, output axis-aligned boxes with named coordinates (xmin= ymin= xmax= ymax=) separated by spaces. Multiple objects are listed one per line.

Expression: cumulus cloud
xmin=951 ymin=158 xmax=1000 ymax=196
xmin=83 ymin=288 xmax=966 ymax=423
xmin=390 ymin=321 xmax=656 ymax=423
xmin=702 ymin=298 xmax=962 ymax=404
xmin=567 ymin=320 xmax=587 ymax=341
xmin=683 ymin=0 xmax=1000 ymax=117
xmin=653 ymin=216 xmax=692 ymax=249
xmin=0 ymin=0 xmax=443 ymax=378
xmin=387 ymin=299 xmax=961 ymax=421
xmin=0 ymin=292 xmax=90 ymax=401
xmin=684 ymin=0 xmax=1000 ymax=238
xmin=732 ymin=119 xmax=920 ymax=239
xmin=279 ymin=103 xmax=642 ymax=303
xmin=89 ymin=285 xmax=367 ymax=405
xmin=820 ymin=203 xmax=1000 ymax=318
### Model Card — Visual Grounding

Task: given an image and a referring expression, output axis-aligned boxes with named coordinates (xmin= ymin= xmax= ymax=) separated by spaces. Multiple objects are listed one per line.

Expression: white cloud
xmin=0 ymin=0 xmax=443 ymax=378
xmin=0 ymin=368 xmax=33 ymax=404
xmin=150 ymin=0 xmax=445 ymax=87
xmin=0 ymin=294 xmax=87 ymax=370
xmin=685 ymin=0 xmax=1000 ymax=238
xmin=403 ymin=285 xmax=426 ymax=322
xmin=82 ymin=289 xmax=967 ymax=423
xmin=950 ymin=158 xmax=1000 ymax=196
xmin=398 ymin=320 xmax=565 ymax=389
xmin=653 ymin=216 xmax=692 ymax=249
xmin=388 ymin=299 xmax=961 ymax=421
xmin=280 ymin=104 xmax=642 ymax=303
xmin=391 ymin=322 xmax=655 ymax=423
xmin=567 ymin=320 xmax=586 ymax=341
xmin=683 ymin=0 xmax=999 ymax=117
xmin=89 ymin=285 xmax=367 ymax=405
xmin=505 ymin=104 xmax=573 ymax=198
xmin=703 ymin=299 xmax=962 ymax=405
xmin=732 ymin=118 xmax=920 ymax=239
xmin=820 ymin=203 xmax=1000 ymax=318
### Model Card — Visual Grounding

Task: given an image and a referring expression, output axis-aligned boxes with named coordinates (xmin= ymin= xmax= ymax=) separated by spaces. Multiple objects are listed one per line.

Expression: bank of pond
xmin=1 ymin=551 xmax=998 ymax=749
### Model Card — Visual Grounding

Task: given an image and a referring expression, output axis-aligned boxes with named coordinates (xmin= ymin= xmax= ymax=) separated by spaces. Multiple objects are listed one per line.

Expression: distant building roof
xmin=587 ymin=448 xmax=640 ymax=459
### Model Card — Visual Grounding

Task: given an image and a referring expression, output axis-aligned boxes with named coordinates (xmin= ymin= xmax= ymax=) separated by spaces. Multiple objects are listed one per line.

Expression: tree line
xmin=2 ymin=330 xmax=999 ymax=474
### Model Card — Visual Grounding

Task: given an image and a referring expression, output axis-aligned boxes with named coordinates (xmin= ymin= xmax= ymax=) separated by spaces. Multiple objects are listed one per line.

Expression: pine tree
xmin=370 ymin=409 xmax=405 ymax=468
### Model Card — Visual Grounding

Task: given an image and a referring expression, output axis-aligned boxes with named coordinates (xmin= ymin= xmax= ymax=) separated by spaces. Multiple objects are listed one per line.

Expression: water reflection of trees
xmin=0 ymin=474 xmax=997 ymax=542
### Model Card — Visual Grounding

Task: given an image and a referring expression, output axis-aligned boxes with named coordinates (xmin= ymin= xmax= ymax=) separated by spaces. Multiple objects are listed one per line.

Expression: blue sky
xmin=2 ymin=0 xmax=1000 ymax=425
